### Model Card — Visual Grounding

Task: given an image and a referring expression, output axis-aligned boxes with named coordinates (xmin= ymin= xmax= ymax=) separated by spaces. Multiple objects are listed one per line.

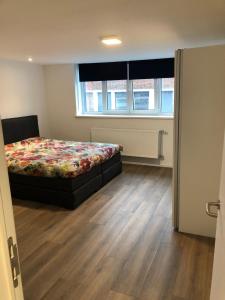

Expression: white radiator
xmin=91 ymin=128 xmax=164 ymax=159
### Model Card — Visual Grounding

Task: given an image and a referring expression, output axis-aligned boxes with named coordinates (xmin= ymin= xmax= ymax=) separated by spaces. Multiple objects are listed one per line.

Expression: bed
xmin=2 ymin=115 xmax=122 ymax=209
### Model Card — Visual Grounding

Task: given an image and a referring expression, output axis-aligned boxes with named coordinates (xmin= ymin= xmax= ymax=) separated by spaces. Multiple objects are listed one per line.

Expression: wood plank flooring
xmin=13 ymin=165 xmax=214 ymax=300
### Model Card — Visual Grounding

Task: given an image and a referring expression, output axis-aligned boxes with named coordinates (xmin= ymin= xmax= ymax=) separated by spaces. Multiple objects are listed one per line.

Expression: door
xmin=0 ymin=119 xmax=24 ymax=300
xmin=177 ymin=45 xmax=225 ymax=237
xmin=210 ymin=131 xmax=225 ymax=300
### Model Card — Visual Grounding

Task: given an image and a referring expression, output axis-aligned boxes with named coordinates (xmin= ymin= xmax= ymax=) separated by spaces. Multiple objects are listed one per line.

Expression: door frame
xmin=0 ymin=118 xmax=24 ymax=300
xmin=173 ymin=49 xmax=183 ymax=229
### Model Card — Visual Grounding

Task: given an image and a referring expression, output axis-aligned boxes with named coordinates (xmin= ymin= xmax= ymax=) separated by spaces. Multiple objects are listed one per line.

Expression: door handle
xmin=206 ymin=201 xmax=220 ymax=218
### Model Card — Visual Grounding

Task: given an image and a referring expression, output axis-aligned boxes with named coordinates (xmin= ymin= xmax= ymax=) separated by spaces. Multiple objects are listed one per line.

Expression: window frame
xmin=76 ymin=77 xmax=174 ymax=117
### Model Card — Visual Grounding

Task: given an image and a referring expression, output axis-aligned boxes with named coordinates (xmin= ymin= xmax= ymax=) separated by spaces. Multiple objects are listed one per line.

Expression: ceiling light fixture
xmin=101 ymin=36 xmax=122 ymax=46
xmin=28 ymin=57 xmax=33 ymax=62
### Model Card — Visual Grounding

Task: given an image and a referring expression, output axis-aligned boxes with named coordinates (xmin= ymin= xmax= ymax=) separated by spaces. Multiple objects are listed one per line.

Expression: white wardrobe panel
xmin=177 ymin=45 xmax=225 ymax=237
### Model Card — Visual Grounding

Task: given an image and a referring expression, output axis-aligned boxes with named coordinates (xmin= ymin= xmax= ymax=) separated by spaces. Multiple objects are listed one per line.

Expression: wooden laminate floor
xmin=13 ymin=165 xmax=214 ymax=300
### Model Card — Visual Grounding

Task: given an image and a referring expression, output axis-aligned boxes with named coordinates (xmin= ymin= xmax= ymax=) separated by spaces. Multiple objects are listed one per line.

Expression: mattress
xmin=5 ymin=137 xmax=121 ymax=178
xmin=9 ymin=152 xmax=122 ymax=192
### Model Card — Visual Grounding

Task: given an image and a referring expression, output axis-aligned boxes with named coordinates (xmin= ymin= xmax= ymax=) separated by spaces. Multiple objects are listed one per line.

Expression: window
xmin=78 ymin=78 xmax=174 ymax=116
xmin=161 ymin=78 xmax=174 ymax=114
xmin=133 ymin=79 xmax=155 ymax=111
xmin=107 ymin=80 xmax=128 ymax=111
xmin=81 ymin=81 xmax=103 ymax=113
xmin=133 ymin=92 xmax=150 ymax=110
xmin=77 ymin=59 xmax=174 ymax=116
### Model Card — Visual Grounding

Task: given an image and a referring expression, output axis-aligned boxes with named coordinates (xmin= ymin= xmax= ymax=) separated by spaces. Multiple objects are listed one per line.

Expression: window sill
xmin=75 ymin=114 xmax=174 ymax=120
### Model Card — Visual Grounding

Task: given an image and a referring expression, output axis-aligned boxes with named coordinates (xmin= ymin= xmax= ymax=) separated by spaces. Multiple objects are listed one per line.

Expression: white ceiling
xmin=0 ymin=0 xmax=224 ymax=64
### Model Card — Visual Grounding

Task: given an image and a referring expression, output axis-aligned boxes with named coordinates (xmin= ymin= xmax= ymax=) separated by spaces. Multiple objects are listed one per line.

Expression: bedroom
xmin=0 ymin=1 xmax=225 ymax=300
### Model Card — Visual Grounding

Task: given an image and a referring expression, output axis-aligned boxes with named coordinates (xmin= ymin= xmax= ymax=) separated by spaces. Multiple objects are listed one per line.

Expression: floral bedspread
xmin=5 ymin=137 xmax=121 ymax=178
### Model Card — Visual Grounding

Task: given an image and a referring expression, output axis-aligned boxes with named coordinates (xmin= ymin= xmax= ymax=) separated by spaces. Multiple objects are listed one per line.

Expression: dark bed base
xmin=2 ymin=115 xmax=123 ymax=209
xmin=9 ymin=154 xmax=122 ymax=209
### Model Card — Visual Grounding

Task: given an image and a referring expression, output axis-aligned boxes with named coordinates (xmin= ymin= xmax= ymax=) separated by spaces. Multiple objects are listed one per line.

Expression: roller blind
xmin=129 ymin=58 xmax=174 ymax=79
xmin=78 ymin=58 xmax=174 ymax=82
xmin=79 ymin=61 xmax=127 ymax=82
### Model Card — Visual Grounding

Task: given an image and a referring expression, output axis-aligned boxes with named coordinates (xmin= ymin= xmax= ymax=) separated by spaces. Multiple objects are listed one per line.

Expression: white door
xmin=210 ymin=131 xmax=225 ymax=300
xmin=0 ymin=119 xmax=24 ymax=300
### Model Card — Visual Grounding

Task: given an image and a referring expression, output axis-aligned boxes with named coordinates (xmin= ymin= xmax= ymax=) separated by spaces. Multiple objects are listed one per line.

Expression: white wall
xmin=0 ymin=60 xmax=49 ymax=136
xmin=44 ymin=64 xmax=174 ymax=167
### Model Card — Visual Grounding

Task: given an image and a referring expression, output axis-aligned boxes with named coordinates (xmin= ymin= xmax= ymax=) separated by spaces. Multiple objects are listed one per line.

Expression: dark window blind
xmin=79 ymin=61 xmax=127 ymax=82
xmin=78 ymin=58 xmax=174 ymax=82
xmin=129 ymin=58 xmax=174 ymax=80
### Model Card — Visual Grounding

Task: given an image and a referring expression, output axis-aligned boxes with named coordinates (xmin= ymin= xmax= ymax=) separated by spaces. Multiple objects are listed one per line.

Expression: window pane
xmin=107 ymin=92 xmax=112 ymax=110
xmin=107 ymin=80 xmax=128 ymax=110
xmin=161 ymin=78 xmax=174 ymax=114
xmin=97 ymin=92 xmax=103 ymax=112
xmin=132 ymin=79 xmax=155 ymax=110
xmin=115 ymin=92 xmax=127 ymax=109
xmin=133 ymin=91 xmax=149 ymax=110
xmin=83 ymin=81 xmax=102 ymax=113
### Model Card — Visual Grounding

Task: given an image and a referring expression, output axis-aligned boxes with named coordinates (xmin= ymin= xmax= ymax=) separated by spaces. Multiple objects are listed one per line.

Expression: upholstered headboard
xmin=1 ymin=115 xmax=40 ymax=145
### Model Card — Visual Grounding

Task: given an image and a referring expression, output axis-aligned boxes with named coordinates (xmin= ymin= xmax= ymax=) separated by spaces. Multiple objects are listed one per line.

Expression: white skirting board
xmin=122 ymin=156 xmax=172 ymax=168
